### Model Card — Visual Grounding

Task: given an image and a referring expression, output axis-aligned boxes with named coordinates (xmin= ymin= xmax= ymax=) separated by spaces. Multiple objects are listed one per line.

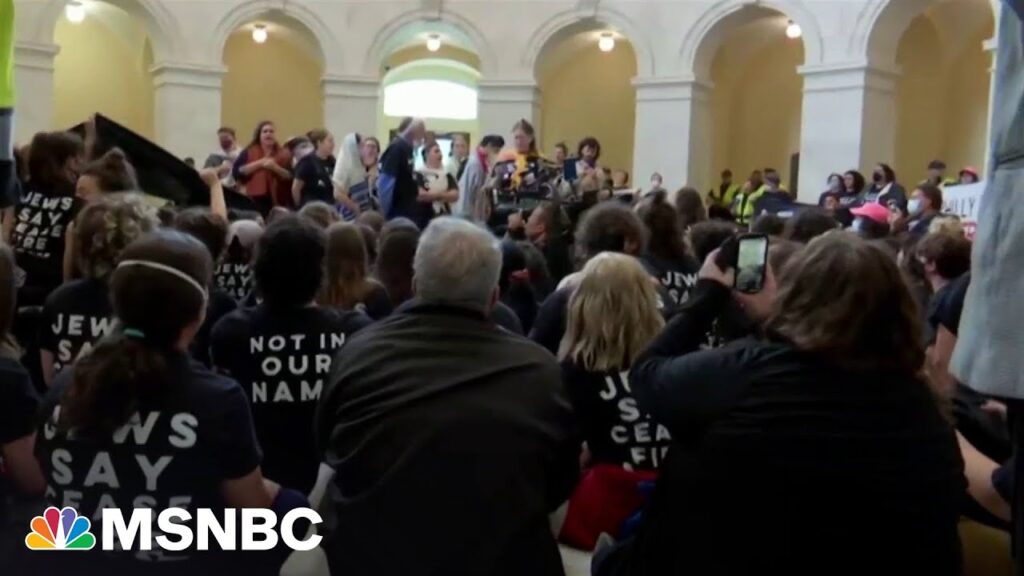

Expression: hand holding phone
xmin=733 ymin=234 xmax=769 ymax=294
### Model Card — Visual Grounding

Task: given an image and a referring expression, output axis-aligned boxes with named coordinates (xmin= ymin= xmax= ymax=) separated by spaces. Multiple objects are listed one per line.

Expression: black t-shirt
xmin=642 ymin=254 xmax=699 ymax=307
xmin=11 ymin=187 xmax=81 ymax=301
xmin=34 ymin=353 xmax=260 ymax=568
xmin=561 ymin=361 xmax=670 ymax=471
xmin=210 ymin=305 xmax=372 ymax=492
xmin=381 ymin=138 xmax=430 ymax=227
xmin=214 ymin=260 xmax=254 ymax=302
xmin=0 ymin=356 xmax=39 ymax=514
xmin=936 ymin=272 xmax=970 ymax=337
xmin=39 ymin=278 xmax=114 ymax=375
xmin=294 ymin=154 xmax=335 ymax=207
xmin=924 ymin=281 xmax=956 ymax=345
xmin=192 ymin=289 xmax=237 ymax=368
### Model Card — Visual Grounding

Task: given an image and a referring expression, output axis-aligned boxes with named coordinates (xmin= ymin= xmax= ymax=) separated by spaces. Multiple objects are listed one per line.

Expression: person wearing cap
xmin=850 ymin=201 xmax=892 ymax=240
xmin=920 ymin=160 xmax=957 ymax=189
xmin=957 ymin=166 xmax=981 ymax=186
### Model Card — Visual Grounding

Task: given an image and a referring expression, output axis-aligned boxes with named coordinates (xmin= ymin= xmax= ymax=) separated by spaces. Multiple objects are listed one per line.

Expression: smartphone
xmin=734 ymin=234 xmax=770 ymax=294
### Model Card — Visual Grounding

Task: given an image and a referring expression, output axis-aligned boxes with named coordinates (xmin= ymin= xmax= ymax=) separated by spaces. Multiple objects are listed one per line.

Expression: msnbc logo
xmin=26 ymin=506 xmax=96 ymax=551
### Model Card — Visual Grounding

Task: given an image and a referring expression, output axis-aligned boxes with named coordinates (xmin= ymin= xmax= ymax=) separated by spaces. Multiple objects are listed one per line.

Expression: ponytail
xmin=60 ymin=330 xmax=171 ymax=435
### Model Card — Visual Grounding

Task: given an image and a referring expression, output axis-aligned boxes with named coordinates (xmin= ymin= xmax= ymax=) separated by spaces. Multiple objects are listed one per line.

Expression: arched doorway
xmin=51 ymin=1 xmax=156 ymax=136
xmin=690 ymin=5 xmax=805 ymax=194
xmin=892 ymin=0 xmax=994 ymax=184
xmin=534 ymin=23 xmax=638 ymax=176
xmin=370 ymin=21 xmax=484 ymax=168
xmin=220 ymin=15 xmax=325 ymax=143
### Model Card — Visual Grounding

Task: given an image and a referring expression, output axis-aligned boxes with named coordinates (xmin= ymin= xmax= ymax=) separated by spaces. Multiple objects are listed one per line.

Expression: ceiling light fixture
xmin=785 ymin=20 xmax=802 ymax=39
xmin=426 ymin=34 xmax=442 ymax=52
xmin=252 ymin=24 xmax=268 ymax=44
xmin=598 ymin=32 xmax=615 ymax=53
xmin=65 ymin=1 xmax=86 ymax=24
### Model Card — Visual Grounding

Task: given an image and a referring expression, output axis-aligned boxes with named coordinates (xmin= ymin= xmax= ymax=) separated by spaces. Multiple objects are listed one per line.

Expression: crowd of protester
xmin=0 ymin=115 xmax=1010 ymax=576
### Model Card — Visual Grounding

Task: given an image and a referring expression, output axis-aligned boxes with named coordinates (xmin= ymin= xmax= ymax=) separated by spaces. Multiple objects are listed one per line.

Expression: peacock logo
xmin=25 ymin=506 xmax=96 ymax=551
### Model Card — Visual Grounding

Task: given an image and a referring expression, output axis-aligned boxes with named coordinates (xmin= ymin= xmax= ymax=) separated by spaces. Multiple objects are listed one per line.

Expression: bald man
xmin=379 ymin=118 xmax=432 ymax=228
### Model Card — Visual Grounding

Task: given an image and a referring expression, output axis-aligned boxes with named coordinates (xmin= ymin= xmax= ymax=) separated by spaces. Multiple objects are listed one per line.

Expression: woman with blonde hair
xmin=319 ymin=222 xmax=392 ymax=320
xmin=556 ymin=252 xmax=668 ymax=551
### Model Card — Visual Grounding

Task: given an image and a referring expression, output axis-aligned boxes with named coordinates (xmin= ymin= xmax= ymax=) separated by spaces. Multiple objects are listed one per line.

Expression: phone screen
xmin=734 ymin=235 xmax=769 ymax=294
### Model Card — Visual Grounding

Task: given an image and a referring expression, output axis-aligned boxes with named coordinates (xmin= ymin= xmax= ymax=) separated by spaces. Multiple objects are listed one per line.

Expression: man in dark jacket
xmin=316 ymin=217 xmax=578 ymax=576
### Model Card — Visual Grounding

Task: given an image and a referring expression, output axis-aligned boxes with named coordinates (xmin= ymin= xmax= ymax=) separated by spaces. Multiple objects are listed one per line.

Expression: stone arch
xmin=363 ymin=9 xmax=496 ymax=77
xmin=679 ymin=0 xmax=824 ymax=80
xmin=209 ymin=0 xmax=340 ymax=72
xmin=853 ymin=0 xmax=996 ymax=69
xmin=524 ymin=5 xmax=655 ymax=78
xmin=35 ymin=0 xmax=183 ymax=61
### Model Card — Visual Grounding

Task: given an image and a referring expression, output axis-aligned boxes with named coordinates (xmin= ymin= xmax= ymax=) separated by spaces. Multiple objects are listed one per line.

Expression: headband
xmin=116 ymin=260 xmax=208 ymax=302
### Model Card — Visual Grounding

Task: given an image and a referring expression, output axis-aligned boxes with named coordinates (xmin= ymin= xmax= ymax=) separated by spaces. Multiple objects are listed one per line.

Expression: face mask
xmin=908 ymin=199 xmax=922 ymax=215
xmin=872 ymin=172 xmax=883 ymax=183
xmin=828 ymin=180 xmax=841 ymax=193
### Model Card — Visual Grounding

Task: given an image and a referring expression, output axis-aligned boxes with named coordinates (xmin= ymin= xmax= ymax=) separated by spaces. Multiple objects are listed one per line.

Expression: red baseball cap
xmin=851 ymin=202 xmax=890 ymax=225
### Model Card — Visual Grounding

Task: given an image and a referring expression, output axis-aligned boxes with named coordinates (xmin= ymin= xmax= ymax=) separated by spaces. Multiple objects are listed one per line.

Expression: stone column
xmin=477 ymin=81 xmax=541 ymax=139
xmin=322 ymin=75 xmax=380 ymax=140
xmin=797 ymin=63 xmax=900 ymax=203
xmin=151 ymin=63 xmax=225 ymax=160
xmin=633 ymin=77 xmax=713 ymax=192
xmin=13 ymin=41 xmax=59 ymax=143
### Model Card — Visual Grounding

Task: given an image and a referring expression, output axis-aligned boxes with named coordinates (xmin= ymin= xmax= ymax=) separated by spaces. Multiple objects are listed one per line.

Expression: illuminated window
xmin=383 ymin=79 xmax=478 ymax=120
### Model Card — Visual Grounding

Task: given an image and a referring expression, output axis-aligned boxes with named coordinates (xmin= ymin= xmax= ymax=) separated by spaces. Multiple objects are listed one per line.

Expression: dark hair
xmin=480 ymin=135 xmax=505 ymax=150
xmin=248 ymin=120 xmax=276 ymax=149
xmin=319 ymin=222 xmax=379 ymax=310
xmin=61 ymin=230 xmax=211 ymax=434
xmin=218 ymin=127 xmax=236 ymax=138
xmin=877 ymin=163 xmax=896 ymax=184
xmin=421 ymin=142 xmax=441 ymax=163
xmin=675 ymin=187 xmax=708 ymax=230
xmin=928 ymin=160 xmax=947 ymax=171
xmin=575 ymin=202 xmax=646 ymax=262
xmin=397 ymin=117 xmax=413 ymax=133
xmin=174 ymin=207 xmax=229 ymax=263
xmin=707 ymin=204 xmax=736 ymax=222
xmin=577 ymin=137 xmax=601 ymax=160
xmin=638 ymin=191 xmax=688 ymax=262
xmin=0 ymin=245 xmax=20 ymax=359
xmin=916 ymin=184 xmax=943 ymax=212
xmin=499 ymin=240 xmax=538 ymax=332
xmin=721 ymin=169 xmax=733 ymax=178
xmin=77 ymin=194 xmax=160 ymax=280
xmin=766 ymin=232 xmax=925 ymax=375
xmin=689 ymin=220 xmax=739 ymax=262
xmin=80 ymin=148 xmax=138 ymax=193
xmin=854 ymin=217 xmax=891 ymax=240
xmin=307 ymin=129 xmax=330 ymax=148
xmin=917 ymin=231 xmax=971 ymax=280
xmin=786 ymin=208 xmax=838 ymax=244
xmin=376 ymin=223 xmax=420 ymax=307
xmin=751 ymin=213 xmax=786 ymax=237
xmin=358 ymin=224 xmax=378 ymax=265
xmin=513 ymin=119 xmax=537 ymax=153
xmin=843 ymin=170 xmax=866 ymax=194
xmin=254 ymin=215 xmax=325 ymax=308
xmin=299 ymin=201 xmax=340 ymax=229
xmin=554 ymin=142 xmax=568 ymax=154
xmin=356 ymin=210 xmax=385 ymax=234
xmin=28 ymin=131 xmax=84 ymax=193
